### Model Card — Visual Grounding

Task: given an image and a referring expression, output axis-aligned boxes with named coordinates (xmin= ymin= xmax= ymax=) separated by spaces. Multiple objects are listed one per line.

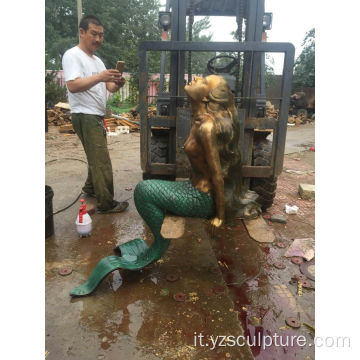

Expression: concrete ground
xmin=45 ymin=123 xmax=315 ymax=360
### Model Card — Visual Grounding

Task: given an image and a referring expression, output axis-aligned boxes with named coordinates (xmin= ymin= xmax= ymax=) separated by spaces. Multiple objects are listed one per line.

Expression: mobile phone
xmin=116 ymin=61 xmax=125 ymax=73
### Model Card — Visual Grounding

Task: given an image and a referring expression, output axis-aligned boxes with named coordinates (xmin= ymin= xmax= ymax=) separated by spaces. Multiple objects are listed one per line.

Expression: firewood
xmin=59 ymin=124 xmax=75 ymax=133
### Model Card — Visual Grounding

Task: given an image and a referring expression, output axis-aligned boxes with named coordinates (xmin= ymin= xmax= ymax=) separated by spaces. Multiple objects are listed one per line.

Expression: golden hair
xmin=204 ymin=76 xmax=241 ymax=178
xmin=203 ymin=75 xmax=244 ymax=214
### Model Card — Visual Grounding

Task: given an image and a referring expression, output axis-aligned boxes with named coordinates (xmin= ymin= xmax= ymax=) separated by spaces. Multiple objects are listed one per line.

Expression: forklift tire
xmin=143 ymin=132 xmax=176 ymax=181
xmin=142 ymin=172 xmax=176 ymax=181
xmin=150 ymin=133 xmax=168 ymax=163
xmin=250 ymin=138 xmax=278 ymax=211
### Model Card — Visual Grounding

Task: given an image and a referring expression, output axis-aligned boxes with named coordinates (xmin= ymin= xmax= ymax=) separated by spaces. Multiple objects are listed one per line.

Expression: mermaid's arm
xmin=198 ymin=115 xmax=225 ymax=225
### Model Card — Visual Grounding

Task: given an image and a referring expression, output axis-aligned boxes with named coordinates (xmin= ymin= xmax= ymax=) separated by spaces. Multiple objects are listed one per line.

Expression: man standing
xmin=62 ymin=15 xmax=128 ymax=213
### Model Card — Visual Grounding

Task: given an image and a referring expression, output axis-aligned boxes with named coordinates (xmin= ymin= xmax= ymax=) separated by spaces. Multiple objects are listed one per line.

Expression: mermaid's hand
xmin=210 ymin=217 xmax=223 ymax=228
xmin=210 ymin=217 xmax=223 ymax=237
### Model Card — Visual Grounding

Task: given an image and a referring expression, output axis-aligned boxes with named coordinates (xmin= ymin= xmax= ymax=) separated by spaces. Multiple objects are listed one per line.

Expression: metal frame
xmin=139 ymin=40 xmax=295 ymax=178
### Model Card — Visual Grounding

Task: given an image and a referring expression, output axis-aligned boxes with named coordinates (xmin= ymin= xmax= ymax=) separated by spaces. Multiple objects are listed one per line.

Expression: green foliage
xmin=45 ymin=56 xmax=67 ymax=107
xmin=107 ymin=92 xmax=122 ymax=108
xmin=293 ymin=28 xmax=315 ymax=88
xmin=265 ymin=54 xmax=276 ymax=88
xmin=185 ymin=17 xmax=213 ymax=75
xmin=45 ymin=0 xmax=161 ymax=81
xmin=109 ymin=103 xmax=136 ymax=114
xmin=45 ymin=0 xmax=79 ymax=69
xmin=128 ymin=75 xmax=140 ymax=104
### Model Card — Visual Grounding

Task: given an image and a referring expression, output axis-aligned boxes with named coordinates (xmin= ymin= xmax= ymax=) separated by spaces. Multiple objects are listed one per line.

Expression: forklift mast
xmin=138 ymin=0 xmax=294 ymax=186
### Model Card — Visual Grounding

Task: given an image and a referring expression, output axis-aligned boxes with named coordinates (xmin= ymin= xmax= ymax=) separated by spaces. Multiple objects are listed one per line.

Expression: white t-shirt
xmin=62 ymin=46 xmax=107 ymax=116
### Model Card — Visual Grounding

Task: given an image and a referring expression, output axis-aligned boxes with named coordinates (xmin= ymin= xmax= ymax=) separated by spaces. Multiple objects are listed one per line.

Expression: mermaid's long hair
xmin=204 ymin=76 xmax=244 ymax=213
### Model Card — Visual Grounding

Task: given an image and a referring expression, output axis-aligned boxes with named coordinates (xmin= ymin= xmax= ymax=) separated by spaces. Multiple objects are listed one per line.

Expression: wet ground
xmin=45 ymin=125 xmax=315 ymax=360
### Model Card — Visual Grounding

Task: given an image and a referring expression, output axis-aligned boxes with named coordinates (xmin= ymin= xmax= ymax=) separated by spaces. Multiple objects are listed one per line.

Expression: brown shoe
xmin=97 ymin=201 xmax=129 ymax=214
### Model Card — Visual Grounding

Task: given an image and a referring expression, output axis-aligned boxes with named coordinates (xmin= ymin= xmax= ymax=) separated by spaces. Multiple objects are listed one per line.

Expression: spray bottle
xmin=75 ymin=198 xmax=92 ymax=237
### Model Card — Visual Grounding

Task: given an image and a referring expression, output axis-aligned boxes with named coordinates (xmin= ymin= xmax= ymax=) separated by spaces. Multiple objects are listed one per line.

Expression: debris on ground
xmin=291 ymin=256 xmax=304 ymax=265
xmin=47 ymin=105 xmax=72 ymax=127
xmin=55 ymin=102 xmax=71 ymax=110
xmin=47 ymin=103 xmax=144 ymax=132
xmin=107 ymin=126 xmax=130 ymax=136
xmin=59 ymin=123 xmax=75 ymax=134
xmin=160 ymin=289 xmax=169 ymax=296
xmin=299 ymin=279 xmax=314 ymax=289
xmin=287 ymin=115 xmax=296 ymax=124
xmin=300 ymin=259 xmax=315 ymax=281
xmin=266 ymin=101 xmax=314 ymax=125
xmin=288 ymin=115 xmax=309 ymax=126
xmin=161 ymin=215 xmax=185 ymax=239
xmin=166 ymin=273 xmax=179 ymax=282
xmin=58 ymin=267 xmax=72 ymax=276
xmin=298 ymin=183 xmax=315 ymax=200
xmin=270 ymin=214 xmax=287 ymax=224
xmin=303 ymin=322 xmax=315 ymax=333
xmin=285 ymin=317 xmax=301 ymax=328
xmin=297 ymin=281 xmax=303 ymax=296
xmin=275 ymin=241 xmax=287 ymax=248
xmin=110 ymin=106 xmax=157 ymax=129
xmin=188 ymin=292 xmax=200 ymax=303
xmin=105 ymin=117 xmax=139 ymax=132
xmin=173 ymin=292 xmax=186 ymax=302
xmin=273 ymin=261 xmax=286 ymax=270
xmin=244 ymin=216 xmax=275 ymax=243
xmin=285 ymin=204 xmax=299 ymax=214
xmin=291 ymin=274 xmax=307 ymax=282
xmin=117 ymin=126 xmax=130 ymax=134
xmin=285 ymin=169 xmax=307 ymax=175
xmin=249 ymin=315 xmax=261 ymax=326
xmin=284 ymin=238 xmax=315 ymax=261
xmin=266 ymin=101 xmax=279 ymax=118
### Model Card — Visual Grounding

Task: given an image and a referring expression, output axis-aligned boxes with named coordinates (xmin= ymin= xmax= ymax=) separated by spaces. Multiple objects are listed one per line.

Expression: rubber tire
xmin=250 ymin=138 xmax=278 ymax=211
xmin=150 ymin=133 xmax=168 ymax=163
xmin=142 ymin=173 xmax=176 ymax=181
xmin=143 ymin=132 xmax=175 ymax=181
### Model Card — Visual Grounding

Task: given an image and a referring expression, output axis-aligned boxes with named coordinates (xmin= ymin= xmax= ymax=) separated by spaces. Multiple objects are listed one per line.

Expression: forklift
xmin=138 ymin=0 xmax=294 ymax=210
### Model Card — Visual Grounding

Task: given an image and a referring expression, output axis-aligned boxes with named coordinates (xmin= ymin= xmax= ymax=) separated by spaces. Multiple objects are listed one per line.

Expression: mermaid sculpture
xmin=70 ymin=75 xmax=261 ymax=297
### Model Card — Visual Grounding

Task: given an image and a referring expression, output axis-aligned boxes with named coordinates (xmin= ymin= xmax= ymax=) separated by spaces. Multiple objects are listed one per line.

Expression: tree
xmin=292 ymin=28 xmax=315 ymax=88
xmin=45 ymin=0 xmax=161 ymax=72
xmin=45 ymin=0 xmax=79 ymax=69
xmin=45 ymin=54 xmax=67 ymax=107
xmin=185 ymin=16 xmax=213 ymax=74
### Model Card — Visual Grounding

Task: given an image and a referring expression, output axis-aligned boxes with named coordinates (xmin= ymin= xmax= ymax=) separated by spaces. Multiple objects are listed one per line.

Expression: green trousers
xmin=71 ymin=113 xmax=114 ymax=211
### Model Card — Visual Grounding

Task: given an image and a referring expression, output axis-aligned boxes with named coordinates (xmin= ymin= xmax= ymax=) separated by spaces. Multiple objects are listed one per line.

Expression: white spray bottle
xmin=75 ymin=198 xmax=92 ymax=237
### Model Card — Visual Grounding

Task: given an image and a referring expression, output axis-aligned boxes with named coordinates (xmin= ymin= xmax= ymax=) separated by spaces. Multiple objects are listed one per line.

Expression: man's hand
xmin=98 ymin=69 xmax=122 ymax=83
xmin=106 ymin=76 xmax=126 ymax=93
xmin=66 ymin=70 xmax=123 ymax=94
xmin=114 ymin=76 xmax=126 ymax=88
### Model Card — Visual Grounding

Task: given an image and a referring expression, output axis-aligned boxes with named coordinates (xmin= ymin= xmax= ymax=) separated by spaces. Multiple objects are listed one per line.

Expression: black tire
xmin=250 ymin=138 xmax=278 ymax=211
xmin=143 ymin=132 xmax=175 ymax=181
xmin=142 ymin=172 xmax=176 ymax=181
xmin=150 ymin=133 xmax=168 ymax=163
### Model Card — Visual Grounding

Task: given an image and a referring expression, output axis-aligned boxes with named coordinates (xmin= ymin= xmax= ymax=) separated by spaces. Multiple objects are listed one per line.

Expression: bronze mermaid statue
xmin=70 ymin=75 xmax=260 ymax=297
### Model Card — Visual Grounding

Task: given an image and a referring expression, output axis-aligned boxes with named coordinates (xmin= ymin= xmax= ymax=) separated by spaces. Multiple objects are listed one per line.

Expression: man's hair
xmin=79 ymin=15 xmax=103 ymax=31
